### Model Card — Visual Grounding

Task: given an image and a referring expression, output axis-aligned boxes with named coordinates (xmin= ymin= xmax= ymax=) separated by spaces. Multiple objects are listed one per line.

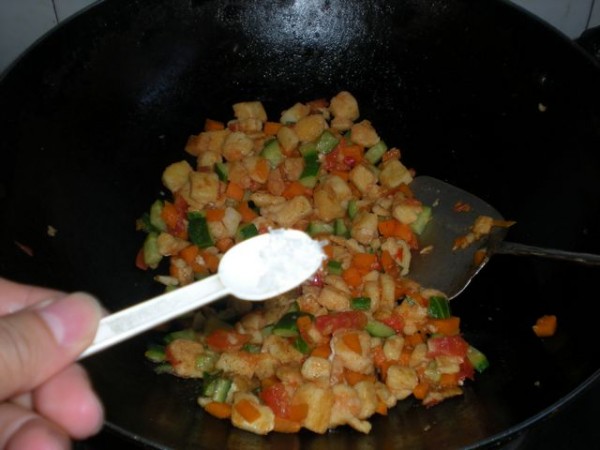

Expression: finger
xmin=0 ymin=403 xmax=70 ymax=450
xmin=0 ymin=278 xmax=64 ymax=316
xmin=34 ymin=364 xmax=104 ymax=439
xmin=0 ymin=292 xmax=102 ymax=400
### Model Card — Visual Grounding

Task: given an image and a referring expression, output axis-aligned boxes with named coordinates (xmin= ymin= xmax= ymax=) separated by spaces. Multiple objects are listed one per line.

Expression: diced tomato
xmin=315 ymin=311 xmax=368 ymax=335
xmin=380 ymin=315 xmax=404 ymax=333
xmin=205 ymin=328 xmax=250 ymax=351
xmin=427 ymin=335 xmax=469 ymax=359
xmin=307 ymin=269 xmax=325 ymax=287
xmin=135 ymin=248 xmax=148 ymax=270
xmin=259 ymin=382 xmax=290 ymax=418
xmin=458 ymin=358 xmax=475 ymax=382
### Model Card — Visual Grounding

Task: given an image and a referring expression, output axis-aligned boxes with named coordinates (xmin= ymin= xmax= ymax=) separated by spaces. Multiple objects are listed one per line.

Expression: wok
xmin=1 ymin=0 xmax=599 ymax=448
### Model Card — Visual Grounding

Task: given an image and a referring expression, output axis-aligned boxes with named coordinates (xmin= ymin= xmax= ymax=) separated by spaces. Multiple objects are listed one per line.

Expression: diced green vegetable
xmin=272 ymin=312 xmax=313 ymax=338
xmin=347 ymin=199 xmax=359 ymax=219
xmin=144 ymin=344 xmax=166 ymax=363
xmin=203 ymin=374 xmax=232 ymax=402
xmin=364 ymin=140 xmax=387 ymax=165
xmin=316 ymin=130 xmax=340 ymax=154
xmin=242 ymin=343 xmax=262 ymax=354
xmin=410 ymin=205 xmax=432 ymax=235
xmin=293 ymin=336 xmax=311 ymax=354
xmin=299 ymin=142 xmax=318 ymax=158
xmin=154 ymin=363 xmax=174 ymax=375
xmin=334 ymin=218 xmax=350 ymax=237
xmin=327 ymin=260 xmax=343 ymax=275
xmin=143 ymin=232 xmax=163 ymax=269
xmin=215 ymin=162 xmax=229 ymax=181
xmin=188 ymin=212 xmax=214 ymax=248
xmin=237 ymin=223 xmax=259 ymax=241
xmin=467 ymin=345 xmax=490 ymax=373
xmin=351 ymin=297 xmax=372 ymax=311
xmin=428 ymin=296 xmax=451 ymax=319
xmin=164 ymin=328 xmax=196 ymax=343
xmin=300 ymin=152 xmax=320 ymax=188
xmin=196 ymin=352 xmax=218 ymax=372
xmin=149 ymin=200 xmax=167 ymax=231
xmin=261 ymin=139 xmax=284 ymax=167
xmin=307 ymin=221 xmax=334 ymax=236
xmin=365 ymin=320 xmax=396 ymax=337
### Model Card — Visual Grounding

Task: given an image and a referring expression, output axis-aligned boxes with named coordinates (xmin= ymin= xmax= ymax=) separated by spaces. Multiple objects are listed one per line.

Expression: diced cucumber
xmin=467 ymin=345 xmax=490 ymax=373
xmin=203 ymin=375 xmax=232 ymax=402
xmin=237 ymin=223 xmax=259 ymax=241
xmin=300 ymin=152 xmax=320 ymax=188
xmin=143 ymin=232 xmax=163 ymax=269
xmin=272 ymin=312 xmax=313 ymax=338
xmin=215 ymin=162 xmax=229 ymax=181
xmin=410 ymin=205 xmax=432 ymax=235
xmin=164 ymin=328 xmax=197 ymax=343
xmin=428 ymin=296 xmax=451 ymax=319
xmin=188 ymin=212 xmax=214 ymax=248
xmin=242 ymin=343 xmax=262 ymax=354
xmin=316 ymin=130 xmax=340 ymax=154
xmin=351 ymin=297 xmax=371 ymax=311
xmin=347 ymin=199 xmax=359 ymax=219
xmin=327 ymin=260 xmax=343 ymax=275
xmin=364 ymin=140 xmax=387 ymax=165
xmin=149 ymin=200 xmax=167 ymax=231
xmin=299 ymin=142 xmax=318 ymax=158
xmin=196 ymin=352 xmax=218 ymax=372
xmin=334 ymin=218 xmax=350 ymax=237
xmin=261 ymin=139 xmax=284 ymax=167
xmin=293 ymin=336 xmax=311 ymax=354
xmin=307 ymin=221 xmax=334 ymax=236
xmin=365 ymin=320 xmax=396 ymax=338
xmin=144 ymin=344 xmax=166 ymax=363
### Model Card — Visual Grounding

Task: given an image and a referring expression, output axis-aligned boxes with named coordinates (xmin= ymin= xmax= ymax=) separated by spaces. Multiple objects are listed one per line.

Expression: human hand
xmin=0 ymin=277 xmax=104 ymax=449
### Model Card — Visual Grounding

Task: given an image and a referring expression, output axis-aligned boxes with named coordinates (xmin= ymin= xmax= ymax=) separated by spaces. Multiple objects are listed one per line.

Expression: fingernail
xmin=36 ymin=293 xmax=102 ymax=349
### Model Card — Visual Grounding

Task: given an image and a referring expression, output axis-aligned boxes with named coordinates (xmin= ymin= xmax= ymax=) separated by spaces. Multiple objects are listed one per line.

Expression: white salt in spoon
xmin=79 ymin=229 xmax=325 ymax=359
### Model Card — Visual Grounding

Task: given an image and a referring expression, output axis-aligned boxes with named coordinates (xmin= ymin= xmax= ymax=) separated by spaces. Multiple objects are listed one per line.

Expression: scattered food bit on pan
xmin=14 ymin=241 xmax=34 ymax=257
xmin=453 ymin=215 xmax=516 ymax=251
xmin=47 ymin=225 xmax=58 ymax=237
xmin=136 ymin=91 xmax=490 ymax=435
xmin=532 ymin=314 xmax=557 ymax=338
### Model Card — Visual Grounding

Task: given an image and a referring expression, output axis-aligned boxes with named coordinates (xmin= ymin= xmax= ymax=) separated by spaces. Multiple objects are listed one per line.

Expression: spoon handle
xmin=497 ymin=241 xmax=600 ymax=265
xmin=79 ymin=275 xmax=230 ymax=359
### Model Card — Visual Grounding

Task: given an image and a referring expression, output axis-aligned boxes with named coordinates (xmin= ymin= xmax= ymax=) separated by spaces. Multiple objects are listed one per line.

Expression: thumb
xmin=0 ymin=292 xmax=102 ymax=400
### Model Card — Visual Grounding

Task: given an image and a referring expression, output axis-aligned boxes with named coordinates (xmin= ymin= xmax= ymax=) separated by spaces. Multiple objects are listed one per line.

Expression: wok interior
xmin=1 ymin=0 xmax=599 ymax=448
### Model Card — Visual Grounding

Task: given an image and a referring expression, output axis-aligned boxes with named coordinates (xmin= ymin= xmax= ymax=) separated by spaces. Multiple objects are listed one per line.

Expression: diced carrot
xmin=225 ymin=182 xmax=245 ymax=201
xmin=274 ymin=416 xmax=302 ymax=433
xmin=281 ymin=181 xmax=307 ymax=200
xmin=263 ymin=121 xmax=283 ymax=136
xmin=253 ymin=158 xmax=270 ymax=182
xmin=205 ymin=208 xmax=225 ymax=222
xmin=429 ymin=317 xmax=461 ymax=336
xmin=377 ymin=219 xmax=417 ymax=247
xmin=237 ymin=201 xmax=258 ymax=223
xmin=377 ymin=219 xmax=397 ymax=237
xmin=379 ymin=250 xmax=397 ymax=276
xmin=473 ymin=248 xmax=488 ymax=266
xmin=340 ymin=144 xmax=364 ymax=165
xmin=311 ymin=344 xmax=331 ymax=359
xmin=135 ymin=248 xmax=148 ymax=270
xmin=322 ymin=244 xmax=334 ymax=260
xmin=179 ymin=245 xmax=206 ymax=273
xmin=343 ymin=369 xmax=375 ymax=386
xmin=234 ymin=399 xmax=261 ymax=423
xmin=351 ymin=252 xmax=379 ymax=272
xmin=532 ymin=315 xmax=557 ymax=337
xmin=215 ymin=237 xmax=234 ymax=253
xmin=204 ymin=118 xmax=225 ymax=131
xmin=412 ymin=382 xmax=430 ymax=400
xmin=342 ymin=333 xmax=362 ymax=355
xmin=405 ymin=333 xmax=424 ymax=347
xmin=200 ymin=250 xmax=220 ymax=273
xmin=399 ymin=347 xmax=412 ymax=366
xmin=287 ymin=403 xmax=308 ymax=422
xmin=342 ymin=266 xmax=363 ymax=288
xmin=161 ymin=201 xmax=180 ymax=230
xmin=375 ymin=400 xmax=388 ymax=416
xmin=439 ymin=373 xmax=460 ymax=388
xmin=204 ymin=401 xmax=232 ymax=419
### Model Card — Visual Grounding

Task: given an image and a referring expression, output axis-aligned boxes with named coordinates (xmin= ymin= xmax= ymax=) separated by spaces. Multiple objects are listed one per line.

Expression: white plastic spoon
xmin=79 ymin=229 xmax=325 ymax=359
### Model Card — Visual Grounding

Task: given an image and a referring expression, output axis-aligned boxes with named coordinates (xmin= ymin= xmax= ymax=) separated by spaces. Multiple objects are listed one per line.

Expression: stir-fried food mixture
xmin=137 ymin=91 xmax=489 ymax=435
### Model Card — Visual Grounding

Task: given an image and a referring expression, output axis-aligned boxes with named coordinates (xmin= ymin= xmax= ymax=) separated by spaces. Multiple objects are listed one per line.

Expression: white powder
xmin=220 ymin=228 xmax=326 ymax=299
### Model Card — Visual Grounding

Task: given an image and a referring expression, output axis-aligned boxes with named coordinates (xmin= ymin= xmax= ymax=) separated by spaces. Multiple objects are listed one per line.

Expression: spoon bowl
xmin=409 ymin=176 xmax=600 ymax=299
xmin=79 ymin=229 xmax=324 ymax=359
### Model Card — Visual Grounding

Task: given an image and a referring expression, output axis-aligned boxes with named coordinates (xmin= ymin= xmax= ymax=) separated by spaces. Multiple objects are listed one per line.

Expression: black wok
xmin=1 ymin=0 xmax=600 ymax=448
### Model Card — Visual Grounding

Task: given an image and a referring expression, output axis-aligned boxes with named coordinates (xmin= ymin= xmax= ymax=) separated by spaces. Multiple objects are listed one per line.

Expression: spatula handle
xmin=497 ymin=241 xmax=600 ymax=265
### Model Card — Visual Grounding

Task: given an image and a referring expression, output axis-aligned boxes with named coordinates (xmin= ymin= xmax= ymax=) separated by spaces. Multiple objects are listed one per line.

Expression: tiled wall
xmin=1 ymin=0 xmax=599 ymax=75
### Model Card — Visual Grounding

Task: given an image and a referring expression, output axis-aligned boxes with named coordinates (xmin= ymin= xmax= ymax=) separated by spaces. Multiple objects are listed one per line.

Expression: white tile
xmin=53 ymin=0 xmax=98 ymax=21
xmin=0 ymin=0 xmax=57 ymax=74
xmin=509 ymin=0 xmax=593 ymax=38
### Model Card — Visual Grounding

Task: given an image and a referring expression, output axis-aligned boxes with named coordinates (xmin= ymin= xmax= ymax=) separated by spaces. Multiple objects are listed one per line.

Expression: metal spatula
xmin=408 ymin=176 xmax=600 ymax=299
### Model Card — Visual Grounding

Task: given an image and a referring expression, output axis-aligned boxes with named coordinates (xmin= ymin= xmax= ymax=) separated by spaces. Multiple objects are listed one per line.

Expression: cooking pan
xmin=1 ymin=0 xmax=599 ymax=448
